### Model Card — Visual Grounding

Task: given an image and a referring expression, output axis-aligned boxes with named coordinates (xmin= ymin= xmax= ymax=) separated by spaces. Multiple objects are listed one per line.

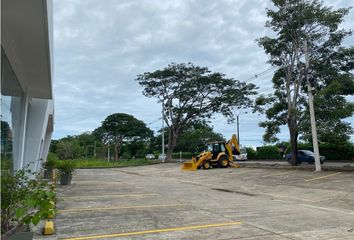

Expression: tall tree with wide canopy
xmin=175 ymin=122 xmax=225 ymax=154
xmin=94 ymin=113 xmax=153 ymax=160
xmin=137 ymin=62 xmax=256 ymax=161
xmin=255 ymin=0 xmax=354 ymax=165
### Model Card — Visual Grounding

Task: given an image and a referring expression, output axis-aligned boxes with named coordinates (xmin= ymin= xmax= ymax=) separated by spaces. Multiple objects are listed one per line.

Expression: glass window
xmin=213 ymin=144 xmax=221 ymax=152
xmin=207 ymin=145 xmax=213 ymax=152
xmin=1 ymin=48 xmax=23 ymax=172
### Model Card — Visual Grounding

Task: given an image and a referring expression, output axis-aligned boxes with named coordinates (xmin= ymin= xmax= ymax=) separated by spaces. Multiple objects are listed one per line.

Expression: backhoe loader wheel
xmin=202 ymin=161 xmax=211 ymax=170
xmin=218 ymin=156 xmax=229 ymax=168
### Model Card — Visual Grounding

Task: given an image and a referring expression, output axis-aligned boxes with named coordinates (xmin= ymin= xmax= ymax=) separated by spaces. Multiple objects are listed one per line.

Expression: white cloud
xmin=53 ymin=0 xmax=354 ymax=145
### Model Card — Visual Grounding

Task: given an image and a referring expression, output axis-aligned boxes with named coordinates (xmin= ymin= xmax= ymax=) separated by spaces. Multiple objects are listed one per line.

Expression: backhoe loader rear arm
xmin=225 ymin=134 xmax=240 ymax=167
xmin=225 ymin=134 xmax=240 ymax=161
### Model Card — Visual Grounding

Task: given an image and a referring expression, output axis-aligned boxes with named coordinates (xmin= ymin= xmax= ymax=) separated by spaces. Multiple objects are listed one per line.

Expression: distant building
xmin=1 ymin=0 xmax=54 ymax=174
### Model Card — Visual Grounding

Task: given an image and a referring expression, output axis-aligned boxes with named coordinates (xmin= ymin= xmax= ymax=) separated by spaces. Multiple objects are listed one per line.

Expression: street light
xmin=234 ymin=109 xmax=247 ymax=146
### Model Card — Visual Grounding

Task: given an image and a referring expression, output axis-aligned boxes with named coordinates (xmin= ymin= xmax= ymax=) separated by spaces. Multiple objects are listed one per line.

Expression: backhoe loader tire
xmin=218 ymin=156 xmax=229 ymax=168
xmin=202 ymin=161 xmax=211 ymax=170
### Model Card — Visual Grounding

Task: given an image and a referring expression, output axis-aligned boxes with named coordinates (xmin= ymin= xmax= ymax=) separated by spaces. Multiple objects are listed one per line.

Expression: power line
xmin=243 ymin=66 xmax=278 ymax=83
xmin=148 ymin=117 xmax=162 ymax=125
xmin=240 ymin=33 xmax=352 ymax=86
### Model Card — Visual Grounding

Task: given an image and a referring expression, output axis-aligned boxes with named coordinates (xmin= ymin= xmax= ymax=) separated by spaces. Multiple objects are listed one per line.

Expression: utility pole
xmin=161 ymin=102 xmax=165 ymax=163
xmin=94 ymin=141 xmax=96 ymax=158
xmin=235 ymin=109 xmax=244 ymax=146
xmin=107 ymin=145 xmax=110 ymax=162
xmin=305 ymin=40 xmax=321 ymax=172
xmin=236 ymin=115 xmax=240 ymax=145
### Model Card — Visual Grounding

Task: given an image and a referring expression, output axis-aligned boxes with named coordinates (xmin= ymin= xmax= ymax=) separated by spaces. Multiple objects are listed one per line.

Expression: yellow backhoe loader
xmin=181 ymin=134 xmax=241 ymax=171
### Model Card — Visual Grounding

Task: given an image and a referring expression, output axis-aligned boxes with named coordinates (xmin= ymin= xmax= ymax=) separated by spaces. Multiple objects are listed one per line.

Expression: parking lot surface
xmin=47 ymin=164 xmax=354 ymax=239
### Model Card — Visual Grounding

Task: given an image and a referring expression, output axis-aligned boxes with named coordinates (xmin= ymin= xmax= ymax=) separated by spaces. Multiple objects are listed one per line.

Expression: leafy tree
xmin=299 ymin=72 xmax=354 ymax=144
xmin=137 ymin=63 xmax=256 ymax=161
xmin=175 ymin=122 xmax=225 ymax=154
xmin=49 ymin=139 xmax=59 ymax=154
xmin=1 ymin=121 xmax=13 ymax=170
xmin=149 ymin=123 xmax=224 ymax=155
xmin=146 ymin=129 xmax=167 ymax=154
xmin=94 ymin=113 xmax=153 ymax=160
xmin=76 ymin=132 xmax=98 ymax=147
xmin=50 ymin=133 xmax=99 ymax=159
xmin=121 ymin=141 xmax=146 ymax=158
xmin=255 ymin=0 xmax=354 ymax=165
xmin=56 ymin=138 xmax=82 ymax=160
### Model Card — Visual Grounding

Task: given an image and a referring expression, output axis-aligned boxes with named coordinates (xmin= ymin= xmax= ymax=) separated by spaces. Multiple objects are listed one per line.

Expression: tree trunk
xmin=287 ymin=110 xmax=298 ymax=166
xmin=166 ymin=126 xmax=180 ymax=162
xmin=114 ymin=143 xmax=119 ymax=161
xmin=114 ymin=140 xmax=123 ymax=161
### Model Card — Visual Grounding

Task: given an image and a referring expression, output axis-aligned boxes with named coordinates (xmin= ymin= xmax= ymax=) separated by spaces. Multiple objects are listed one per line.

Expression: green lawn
xmin=57 ymin=158 xmax=160 ymax=169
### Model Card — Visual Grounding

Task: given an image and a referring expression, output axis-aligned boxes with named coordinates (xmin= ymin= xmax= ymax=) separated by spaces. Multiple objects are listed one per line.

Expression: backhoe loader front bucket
xmin=181 ymin=158 xmax=198 ymax=171
xmin=229 ymin=162 xmax=240 ymax=168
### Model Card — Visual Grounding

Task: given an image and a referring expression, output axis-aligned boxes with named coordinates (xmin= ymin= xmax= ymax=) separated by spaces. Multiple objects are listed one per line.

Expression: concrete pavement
xmin=39 ymin=163 xmax=354 ymax=239
xmin=236 ymin=160 xmax=354 ymax=171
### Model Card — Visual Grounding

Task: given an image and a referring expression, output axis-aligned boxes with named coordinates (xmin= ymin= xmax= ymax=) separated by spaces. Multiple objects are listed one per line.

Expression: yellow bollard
xmin=44 ymin=220 xmax=55 ymax=235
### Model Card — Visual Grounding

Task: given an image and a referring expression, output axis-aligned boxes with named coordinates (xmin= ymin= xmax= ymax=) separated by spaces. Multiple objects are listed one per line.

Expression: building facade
xmin=1 ymin=0 xmax=54 ymax=174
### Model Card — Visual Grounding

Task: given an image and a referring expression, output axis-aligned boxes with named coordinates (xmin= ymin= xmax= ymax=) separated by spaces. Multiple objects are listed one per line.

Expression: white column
xmin=23 ymin=99 xmax=52 ymax=174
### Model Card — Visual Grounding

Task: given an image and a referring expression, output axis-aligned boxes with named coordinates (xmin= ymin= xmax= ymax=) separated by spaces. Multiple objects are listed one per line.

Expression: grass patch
xmin=57 ymin=158 xmax=160 ymax=169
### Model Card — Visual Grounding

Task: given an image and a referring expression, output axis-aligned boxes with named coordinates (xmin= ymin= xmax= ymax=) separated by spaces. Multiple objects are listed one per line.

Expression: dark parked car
xmin=285 ymin=150 xmax=325 ymax=164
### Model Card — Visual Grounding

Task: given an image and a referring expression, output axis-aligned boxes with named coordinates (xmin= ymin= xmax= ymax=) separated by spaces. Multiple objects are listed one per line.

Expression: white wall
xmin=2 ymin=0 xmax=54 ymax=175
xmin=22 ymin=98 xmax=53 ymax=173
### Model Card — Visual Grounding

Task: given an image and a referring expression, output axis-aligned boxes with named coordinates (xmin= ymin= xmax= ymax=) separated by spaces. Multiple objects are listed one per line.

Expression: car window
xmin=207 ymin=145 xmax=213 ymax=151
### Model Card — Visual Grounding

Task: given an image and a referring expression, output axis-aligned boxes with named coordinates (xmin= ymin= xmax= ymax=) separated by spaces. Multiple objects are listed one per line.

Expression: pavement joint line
xmin=300 ymin=204 xmax=354 ymax=215
xmin=71 ymin=183 xmax=125 ymax=186
xmin=266 ymin=194 xmax=316 ymax=203
xmin=58 ymin=203 xmax=185 ymax=213
xmin=237 ymin=170 xmax=258 ymax=174
xmin=63 ymin=221 xmax=242 ymax=240
xmin=305 ymin=172 xmax=342 ymax=182
xmin=60 ymin=193 xmax=160 ymax=199
xmin=262 ymin=170 xmax=294 ymax=177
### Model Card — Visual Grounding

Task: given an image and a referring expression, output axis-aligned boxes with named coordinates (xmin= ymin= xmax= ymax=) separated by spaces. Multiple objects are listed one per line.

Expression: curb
xmin=77 ymin=162 xmax=161 ymax=169
xmin=237 ymin=162 xmax=354 ymax=172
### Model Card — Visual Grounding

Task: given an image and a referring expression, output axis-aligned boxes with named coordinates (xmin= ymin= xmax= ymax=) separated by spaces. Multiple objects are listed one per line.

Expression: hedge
xmin=172 ymin=152 xmax=194 ymax=159
xmin=246 ymin=143 xmax=354 ymax=161
xmin=298 ymin=143 xmax=354 ymax=161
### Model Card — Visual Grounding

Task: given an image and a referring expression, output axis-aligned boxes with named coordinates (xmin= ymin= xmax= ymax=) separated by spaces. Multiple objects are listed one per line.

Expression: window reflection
xmin=1 ymin=48 xmax=23 ymax=172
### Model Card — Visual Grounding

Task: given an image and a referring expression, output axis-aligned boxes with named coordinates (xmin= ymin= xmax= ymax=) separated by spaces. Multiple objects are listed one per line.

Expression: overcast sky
xmin=53 ymin=0 xmax=354 ymax=146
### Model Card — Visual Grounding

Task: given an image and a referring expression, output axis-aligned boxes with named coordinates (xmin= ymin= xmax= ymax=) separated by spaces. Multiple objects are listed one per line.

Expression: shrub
xmin=255 ymin=146 xmax=279 ymax=159
xmin=46 ymin=152 xmax=58 ymax=162
xmin=57 ymin=160 xmax=76 ymax=174
xmin=246 ymin=142 xmax=354 ymax=161
xmin=121 ymin=151 xmax=132 ymax=160
xmin=135 ymin=149 xmax=146 ymax=158
xmin=245 ymin=148 xmax=257 ymax=159
xmin=298 ymin=142 xmax=354 ymax=160
xmin=172 ymin=152 xmax=194 ymax=159
xmin=0 ymin=156 xmax=12 ymax=171
xmin=1 ymin=167 xmax=56 ymax=236
xmin=43 ymin=158 xmax=57 ymax=170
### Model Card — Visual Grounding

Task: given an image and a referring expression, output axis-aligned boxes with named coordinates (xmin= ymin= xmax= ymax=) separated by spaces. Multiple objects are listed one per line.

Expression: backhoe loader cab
xmin=181 ymin=134 xmax=241 ymax=171
xmin=207 ymin=142 xmax=226 ymax=159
